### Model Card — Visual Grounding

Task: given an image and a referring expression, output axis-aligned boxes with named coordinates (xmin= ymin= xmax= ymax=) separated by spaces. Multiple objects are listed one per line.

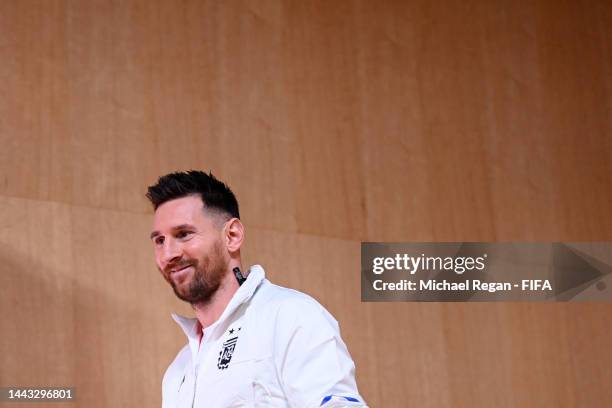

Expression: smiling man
xmin=147 ymin=170 xmax=367 ymax=408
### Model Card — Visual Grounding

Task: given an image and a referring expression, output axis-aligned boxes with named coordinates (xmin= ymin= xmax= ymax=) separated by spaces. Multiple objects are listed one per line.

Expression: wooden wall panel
xmin=0 ymin=197 xmax=76 ymax=391
xmin=1 ymin=1 xmax=611 ymax=407
xmin=0 ymin=196 xmax=181 ymax=408
xmin=1 ymin=0 xmax=610 ymax=240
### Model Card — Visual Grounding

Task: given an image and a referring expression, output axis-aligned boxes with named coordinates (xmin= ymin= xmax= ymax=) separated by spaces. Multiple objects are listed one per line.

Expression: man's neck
xmin=191 ymin=267 xmax=241 ymax=330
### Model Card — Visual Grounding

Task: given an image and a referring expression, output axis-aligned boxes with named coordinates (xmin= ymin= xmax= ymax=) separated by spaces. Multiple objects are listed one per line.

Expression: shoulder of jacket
xmin=256 ymin=280 xmax=324 ymax=310
xmin=253 ymin=281 xmax=339 ymax=328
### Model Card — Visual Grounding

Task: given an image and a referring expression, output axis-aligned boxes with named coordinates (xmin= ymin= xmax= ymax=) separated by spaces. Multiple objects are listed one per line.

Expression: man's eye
xmin=154 ymin=237 xmax=164 ymax=245
xmin=177 ymin=231 xmax=192 ymax=239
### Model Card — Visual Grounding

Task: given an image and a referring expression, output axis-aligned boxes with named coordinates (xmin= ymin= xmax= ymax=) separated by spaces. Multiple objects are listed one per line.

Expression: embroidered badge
xmin=217 ymin=327 xmax=241 ymax=370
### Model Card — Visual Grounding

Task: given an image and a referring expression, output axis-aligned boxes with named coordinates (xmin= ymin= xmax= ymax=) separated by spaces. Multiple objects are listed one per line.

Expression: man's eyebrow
xmin=150 ymin=224 xmax=195 ymax=240
xmin=172 ymin=224 xmax=195 ymax=231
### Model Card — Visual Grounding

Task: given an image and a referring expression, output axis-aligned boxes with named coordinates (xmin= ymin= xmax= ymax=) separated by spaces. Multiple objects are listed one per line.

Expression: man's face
xmin=150 ymin=195 xmax=228 ymax=304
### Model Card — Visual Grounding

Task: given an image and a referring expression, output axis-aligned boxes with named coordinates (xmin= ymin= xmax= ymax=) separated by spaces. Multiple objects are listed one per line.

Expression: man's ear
xmin=224 ymin=218 xmax=244 ymax=253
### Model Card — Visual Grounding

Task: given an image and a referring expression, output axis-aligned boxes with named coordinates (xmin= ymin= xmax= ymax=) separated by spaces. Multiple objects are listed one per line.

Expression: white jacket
xmin=162 ymin=265 xmax=367 ymax=408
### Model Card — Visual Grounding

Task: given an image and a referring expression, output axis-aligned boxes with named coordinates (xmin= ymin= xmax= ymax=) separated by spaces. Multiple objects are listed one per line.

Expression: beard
xmin=162 ymin=240 xmax=227 ymax=304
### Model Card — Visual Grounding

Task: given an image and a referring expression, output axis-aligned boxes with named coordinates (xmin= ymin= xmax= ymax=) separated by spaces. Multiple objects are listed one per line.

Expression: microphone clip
xmin=233 ymin=267 xmax=247 ymax=286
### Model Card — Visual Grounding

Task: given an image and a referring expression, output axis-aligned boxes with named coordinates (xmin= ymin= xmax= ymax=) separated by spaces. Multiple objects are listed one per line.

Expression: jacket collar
xmin=171 ymin=265 xmax=266 ymax=341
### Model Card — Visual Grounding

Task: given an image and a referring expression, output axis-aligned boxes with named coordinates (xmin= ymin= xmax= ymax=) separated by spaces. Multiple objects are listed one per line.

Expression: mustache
xmin=164 ymin=259 xmax=196 ymax=274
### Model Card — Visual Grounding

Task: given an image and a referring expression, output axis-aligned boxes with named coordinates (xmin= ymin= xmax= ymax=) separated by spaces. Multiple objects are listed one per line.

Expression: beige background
xmin=1 ymin=1 xmax=611 ymax=407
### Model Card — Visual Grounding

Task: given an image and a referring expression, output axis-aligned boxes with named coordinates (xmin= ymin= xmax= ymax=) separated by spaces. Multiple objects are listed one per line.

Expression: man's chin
xmin=174 ymin=283 xmax=220 ymax=304
xmin=173 ymin=289 xmax=198 ymax=303
xmin=170 ymin=282 xmax=206 ymax=303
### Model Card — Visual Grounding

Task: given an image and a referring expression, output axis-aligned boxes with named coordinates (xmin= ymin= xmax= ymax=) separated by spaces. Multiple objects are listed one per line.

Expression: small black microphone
xmin=233 ymin=267 xmax=247 ymax=286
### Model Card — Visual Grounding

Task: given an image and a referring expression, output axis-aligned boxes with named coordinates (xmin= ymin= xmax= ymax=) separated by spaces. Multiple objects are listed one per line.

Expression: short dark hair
xmin=146 ymin=170 xmax=240 ymax=219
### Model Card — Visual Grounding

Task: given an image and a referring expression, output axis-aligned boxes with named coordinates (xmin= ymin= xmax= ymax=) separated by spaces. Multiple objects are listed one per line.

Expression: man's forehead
xmin=152 ymin=195 xmax=206 ymax=227
xmin=150 ymin=195 xmax=226 ymax=234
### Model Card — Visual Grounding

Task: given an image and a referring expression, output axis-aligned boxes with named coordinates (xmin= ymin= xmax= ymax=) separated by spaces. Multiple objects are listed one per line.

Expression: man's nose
xmin=160 ymin=239 xmax=182 ymax=268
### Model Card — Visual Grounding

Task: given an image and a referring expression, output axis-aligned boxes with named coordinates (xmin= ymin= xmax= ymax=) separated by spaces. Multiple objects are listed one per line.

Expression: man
xmin=147 ymin=170 xmax=367 ymax=408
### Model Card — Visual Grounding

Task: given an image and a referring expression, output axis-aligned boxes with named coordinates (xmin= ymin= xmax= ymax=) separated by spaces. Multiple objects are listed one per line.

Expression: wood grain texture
xmin=1 ymin=1 xmax=611 ymax=407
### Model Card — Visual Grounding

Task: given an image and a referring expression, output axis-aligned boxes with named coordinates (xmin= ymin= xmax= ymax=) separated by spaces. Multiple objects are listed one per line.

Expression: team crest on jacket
xmin=217 ymin=327 xmax=241 ymax=370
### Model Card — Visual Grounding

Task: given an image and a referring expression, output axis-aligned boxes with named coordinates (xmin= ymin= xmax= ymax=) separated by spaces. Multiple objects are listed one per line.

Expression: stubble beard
xmin=167 ymin=241 xmax=227 ymax=304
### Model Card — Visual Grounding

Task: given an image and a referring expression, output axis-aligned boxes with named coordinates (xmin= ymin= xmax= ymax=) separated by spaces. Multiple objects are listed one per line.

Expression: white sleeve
xmin=273 ymin=297 xmax=368 ymax=408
